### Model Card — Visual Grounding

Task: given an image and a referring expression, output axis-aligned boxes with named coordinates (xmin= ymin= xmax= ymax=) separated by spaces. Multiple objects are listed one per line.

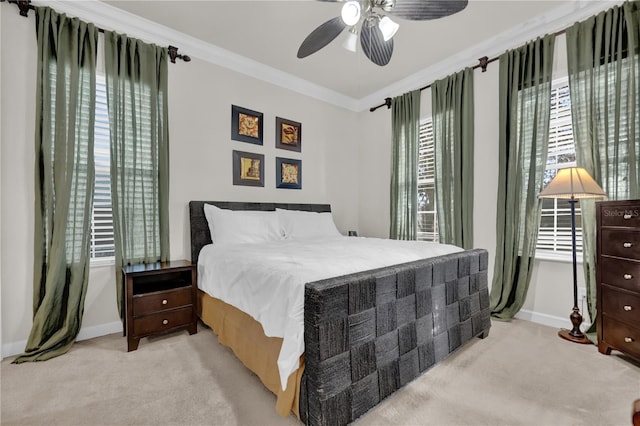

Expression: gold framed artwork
xmin=233 ymin=150 xmax=264 ymax=187
xmin=276 ymin=157 xmax=301 ymax=189
xmin=232 ymin=105 xmax=263 ymax=145
xmin=276 ymin=117 xmax=302 ymax=152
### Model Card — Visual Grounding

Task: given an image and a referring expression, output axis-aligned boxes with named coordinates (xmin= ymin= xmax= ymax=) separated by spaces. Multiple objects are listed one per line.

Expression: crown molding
xmin=357 ymin=0 xmax=625 ymax=111
xmin=31 ymin=0 xmax=361 ymax=112
xmin=31 ymin=0 xmax=625 ymax=113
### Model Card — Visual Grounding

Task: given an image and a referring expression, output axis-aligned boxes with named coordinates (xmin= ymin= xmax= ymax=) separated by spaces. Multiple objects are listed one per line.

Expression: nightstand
xmin=123 ymin=260 xmax=197 ymax=351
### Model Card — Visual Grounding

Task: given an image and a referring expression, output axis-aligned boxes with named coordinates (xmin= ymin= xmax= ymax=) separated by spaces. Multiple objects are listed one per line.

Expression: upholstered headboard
xmin=188 ymin=201 xmax=332 ymax=264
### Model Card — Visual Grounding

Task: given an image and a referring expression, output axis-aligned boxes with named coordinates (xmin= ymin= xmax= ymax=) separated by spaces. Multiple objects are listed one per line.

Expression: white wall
xmin=1 ymin=3 xmax=599 ymax=357
xmin=358 ymin=34 xmax=586 ymax=330
xmin=0 ymin=1 xmax=3 ymax=353
xmin=0 ymin=8 xmax=359 ymax=357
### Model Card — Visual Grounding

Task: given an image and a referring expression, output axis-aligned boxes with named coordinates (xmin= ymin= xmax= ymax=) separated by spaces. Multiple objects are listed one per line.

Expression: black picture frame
xmin=275 ymin=117 xmax=302 ymax=152
xmin=231 ymin=105 xmax=263 ymax=145
xmin=233 ymin=150 xmax=264 ymax=187
xmin=276 ymin=157 xmax=302 ymax=189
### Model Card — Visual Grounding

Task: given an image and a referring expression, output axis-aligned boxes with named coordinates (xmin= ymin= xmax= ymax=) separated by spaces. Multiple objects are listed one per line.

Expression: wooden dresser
xmin=596 ymin=199 xmax=640 ymax=361
xmin=123 ymin=260 xmax=197 ymax=351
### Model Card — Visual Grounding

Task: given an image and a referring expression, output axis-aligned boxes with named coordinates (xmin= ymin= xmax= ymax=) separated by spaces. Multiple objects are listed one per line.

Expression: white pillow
xmin=203 ymin=204 xmax=283 ymax=245
xmin=276 ymin=208 xmax=342 ymax=239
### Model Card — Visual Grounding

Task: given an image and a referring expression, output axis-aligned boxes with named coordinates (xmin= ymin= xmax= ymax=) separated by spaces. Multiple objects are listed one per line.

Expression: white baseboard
xmin=1 ymin=321 xmax=122 ymax=360
xmin=515 ymin=309 xmax=591 ymax=331
xmin=3 ymin=311 xmax=590 ymax=359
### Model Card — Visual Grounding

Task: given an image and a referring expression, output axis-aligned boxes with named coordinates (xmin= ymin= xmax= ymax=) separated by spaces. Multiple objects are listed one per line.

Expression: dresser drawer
xmin=600 ymin=256 xmax=640 ymax=292
xmin=133 ymin=286 xmax=192 ymax=316
xmin=133 ymin=306 xmax=193 ymax=337
xmin=600 ymin=205 xmax=640 ymax=227
xmin=600 ymin=229 xmax=640 ymax=259
xmin=602 ymin=315 xmax=640 ymax=359
xmin=601 ymin=285 xmax=640 ymax=328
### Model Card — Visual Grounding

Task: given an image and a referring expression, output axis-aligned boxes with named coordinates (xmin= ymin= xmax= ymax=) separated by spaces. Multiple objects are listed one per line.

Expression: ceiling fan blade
xmin=297 ymin=16 xmax=347 ymax=58
xmin=360 ymin=24 xmax=393 ymax=66
xmin=388 ymin=0 xmax=468 ymax=20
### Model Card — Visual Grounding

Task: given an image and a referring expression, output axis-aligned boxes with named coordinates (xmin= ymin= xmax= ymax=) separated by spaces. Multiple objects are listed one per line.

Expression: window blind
xmin=417 ymin=118 xmax=438 ymax=242
xmin=537 ymin=78 xmax=582 ymax=255
xmin=91 ymin=75 xmax=115 ymax=259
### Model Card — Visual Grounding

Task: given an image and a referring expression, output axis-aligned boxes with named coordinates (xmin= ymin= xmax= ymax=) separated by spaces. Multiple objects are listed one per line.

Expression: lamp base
xmin=558 ymin=329 xmax=591 ymax=344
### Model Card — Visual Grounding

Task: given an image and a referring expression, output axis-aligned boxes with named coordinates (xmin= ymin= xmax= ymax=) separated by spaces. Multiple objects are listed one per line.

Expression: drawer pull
xmin=624 ymin=273 xmax=633 ymax=280
xmin=624 ymin=305 xmax=633 ymax=311
xmin=625 ymin=337 xmax=634 ymax=343
xmin=623 ymin=242 xmax=633 ymax=248
xmin=624 ymin=213 xmax=632 ymax=219
xmin=162 ymin=319 xmax=169 ymax=325
xmin=162 ymin=299 xmax=168 ymax=305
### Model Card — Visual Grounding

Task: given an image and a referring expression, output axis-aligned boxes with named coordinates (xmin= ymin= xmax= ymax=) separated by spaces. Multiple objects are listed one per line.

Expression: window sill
xmin=535 ymin=250 xmax=583 ymax=264
xmin=90 ymin=257 xmax=116 ymax=268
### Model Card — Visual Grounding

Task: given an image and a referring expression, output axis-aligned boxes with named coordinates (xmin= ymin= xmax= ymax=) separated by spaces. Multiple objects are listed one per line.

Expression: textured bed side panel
xmin=303 ymin=249 xmax=491 ymax=426
xmin=188 ymin=201 xmax=331 ymax=264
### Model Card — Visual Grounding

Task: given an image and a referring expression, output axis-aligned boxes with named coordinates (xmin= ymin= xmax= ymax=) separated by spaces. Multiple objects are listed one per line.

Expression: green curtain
xmin=390 ymin=90 xmax=421 ymax=240
xmin=490 ymin=34 xmax=556 ymax=320
xmin=14 ymin=7 xmax=98 ymax=363
xmin=432 ymin=68 xmax=475 ymax=249
xmin=566 ymin=0 xmax=640 ymax=338
xmin=104 ymin=32 xmax=170 ymax=318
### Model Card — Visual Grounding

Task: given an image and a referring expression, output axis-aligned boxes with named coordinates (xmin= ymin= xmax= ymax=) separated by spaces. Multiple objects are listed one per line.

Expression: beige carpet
xmin=1 ymin=319 xmax=639 ymax=426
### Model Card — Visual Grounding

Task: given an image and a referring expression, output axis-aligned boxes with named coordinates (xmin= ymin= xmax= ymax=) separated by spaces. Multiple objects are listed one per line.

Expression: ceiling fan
xmin=297 ymin=0 xmax=468 ymax=66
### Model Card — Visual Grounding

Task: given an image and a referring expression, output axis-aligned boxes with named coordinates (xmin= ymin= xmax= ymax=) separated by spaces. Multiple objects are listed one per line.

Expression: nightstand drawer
xmin=133 ymin=286 xmax=192 ymax=316
xmin=602 ymin=315 xmax=640 ymax=359
xmin=133 ymin=307 xmax=193 ymax=337
xmin=600 ymin=256 xmax=640 ymax=293
xmin=601 ymin=285 xmax=640 ymax=328
xmin=600 ymin=229 xmax=640 ymax=259
xmin=600 ymin=205 xmax=640 ymax=227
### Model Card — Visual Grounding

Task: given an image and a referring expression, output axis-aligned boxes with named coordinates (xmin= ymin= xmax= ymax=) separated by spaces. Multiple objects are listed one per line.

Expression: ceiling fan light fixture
xmin=378 ymin=16 xmax=399 ymax=41
xmin=342 ymin=27 xmax=358 ymax=52
xmin=341 ymin=1 xmax=361 ymax=26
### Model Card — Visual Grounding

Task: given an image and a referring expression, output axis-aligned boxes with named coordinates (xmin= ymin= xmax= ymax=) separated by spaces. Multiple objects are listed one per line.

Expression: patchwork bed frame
xmin=189 ymin=201 xmax=491 ymax=426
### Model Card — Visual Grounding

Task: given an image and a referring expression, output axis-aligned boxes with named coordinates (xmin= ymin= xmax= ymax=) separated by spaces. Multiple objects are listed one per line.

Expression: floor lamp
xmin=538 ymin=167 xmax=606 ymax=344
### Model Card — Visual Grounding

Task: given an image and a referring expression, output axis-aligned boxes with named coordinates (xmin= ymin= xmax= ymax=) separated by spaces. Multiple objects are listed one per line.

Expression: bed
xmin=189 ymin=201 xmax=491 ymax=426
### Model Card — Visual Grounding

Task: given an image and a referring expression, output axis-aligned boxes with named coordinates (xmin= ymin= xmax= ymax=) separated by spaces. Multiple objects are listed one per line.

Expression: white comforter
xmin=197 ymin=236 xmax=462 ymax=390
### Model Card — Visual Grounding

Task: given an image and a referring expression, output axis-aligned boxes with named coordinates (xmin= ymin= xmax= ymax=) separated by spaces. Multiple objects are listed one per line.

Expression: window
xmin=417 ymin=118 xmax=438 ymax=241
xmin=537 ymin=78 xmax=582 ymax=256
xmin=91 ymin=75 xmax=115 ymax=259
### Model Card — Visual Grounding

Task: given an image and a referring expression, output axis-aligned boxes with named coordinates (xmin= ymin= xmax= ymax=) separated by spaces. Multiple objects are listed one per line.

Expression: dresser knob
xmin=624 ymin=274 xmax=633 ymax=280
xmin=623 ymin=242 xmax=633 ymax=248
xmin=624 ymin=337 xmax=634 ymax=343
xmin=624 ymin=213 xmax=632 ymax=219
xmin=162 ymin=319 xmax=169 ymax=325
xmin=162 ymin=299 xmax=168 ymax=305
xmin=624 ymin=305 xmax=633 ymax=311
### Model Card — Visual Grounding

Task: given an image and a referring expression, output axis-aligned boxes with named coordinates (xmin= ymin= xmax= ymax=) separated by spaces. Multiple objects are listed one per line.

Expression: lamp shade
xmin=342 ymin=29 xmax=358 ymax=52
xmin=378 ymin=16 xmax=399 ymax=41
xmin=538 ymin=167 xmax=606 ymax=200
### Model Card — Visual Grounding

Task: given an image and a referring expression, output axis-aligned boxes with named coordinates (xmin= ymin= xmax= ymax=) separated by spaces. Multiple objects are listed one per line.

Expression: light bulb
xmin=341 ymin=1 xmax=361 ymax=26
xmin=378 ymin=16 xmax=399 ymax=41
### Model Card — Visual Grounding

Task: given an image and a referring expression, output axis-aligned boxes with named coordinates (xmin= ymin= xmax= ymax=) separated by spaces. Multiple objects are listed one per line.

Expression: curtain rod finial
xmin=478 ymin=56 xmax=489 ymax=72
xmin=168 ymin=45 xmax=190 ymax=63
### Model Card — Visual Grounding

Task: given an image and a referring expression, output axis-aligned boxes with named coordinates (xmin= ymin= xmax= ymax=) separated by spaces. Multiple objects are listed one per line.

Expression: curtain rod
xmin=2 ymin=0 xmax=191 ymax=63
xmin=369 ymin=27 xmax=567 ymax=112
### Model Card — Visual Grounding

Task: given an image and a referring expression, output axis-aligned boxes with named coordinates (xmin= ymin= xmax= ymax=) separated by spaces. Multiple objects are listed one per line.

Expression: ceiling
xmin=94 ymin=0 xmax=614 ymax=110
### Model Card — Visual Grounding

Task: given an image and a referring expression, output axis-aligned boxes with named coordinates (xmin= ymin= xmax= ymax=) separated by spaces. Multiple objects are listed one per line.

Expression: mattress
xmin=197 ymin=236 xmax=462 ymax=390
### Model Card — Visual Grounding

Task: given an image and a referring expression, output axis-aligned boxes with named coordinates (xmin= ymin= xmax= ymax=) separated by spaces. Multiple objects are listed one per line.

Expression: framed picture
xmin=232 ymin=105 xmax=263 ymax=145
xmin=275 ymin=117 xmax=302 ymax=152
xmin=233 ymin=150 xmax=264 ymax=187
xmin=276 ymin=157 xmax=302 ymax=189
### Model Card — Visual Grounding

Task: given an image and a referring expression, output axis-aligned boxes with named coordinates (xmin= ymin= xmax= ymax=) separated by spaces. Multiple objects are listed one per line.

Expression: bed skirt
xmin=197 ymin=290 xmax=303 ymax=419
